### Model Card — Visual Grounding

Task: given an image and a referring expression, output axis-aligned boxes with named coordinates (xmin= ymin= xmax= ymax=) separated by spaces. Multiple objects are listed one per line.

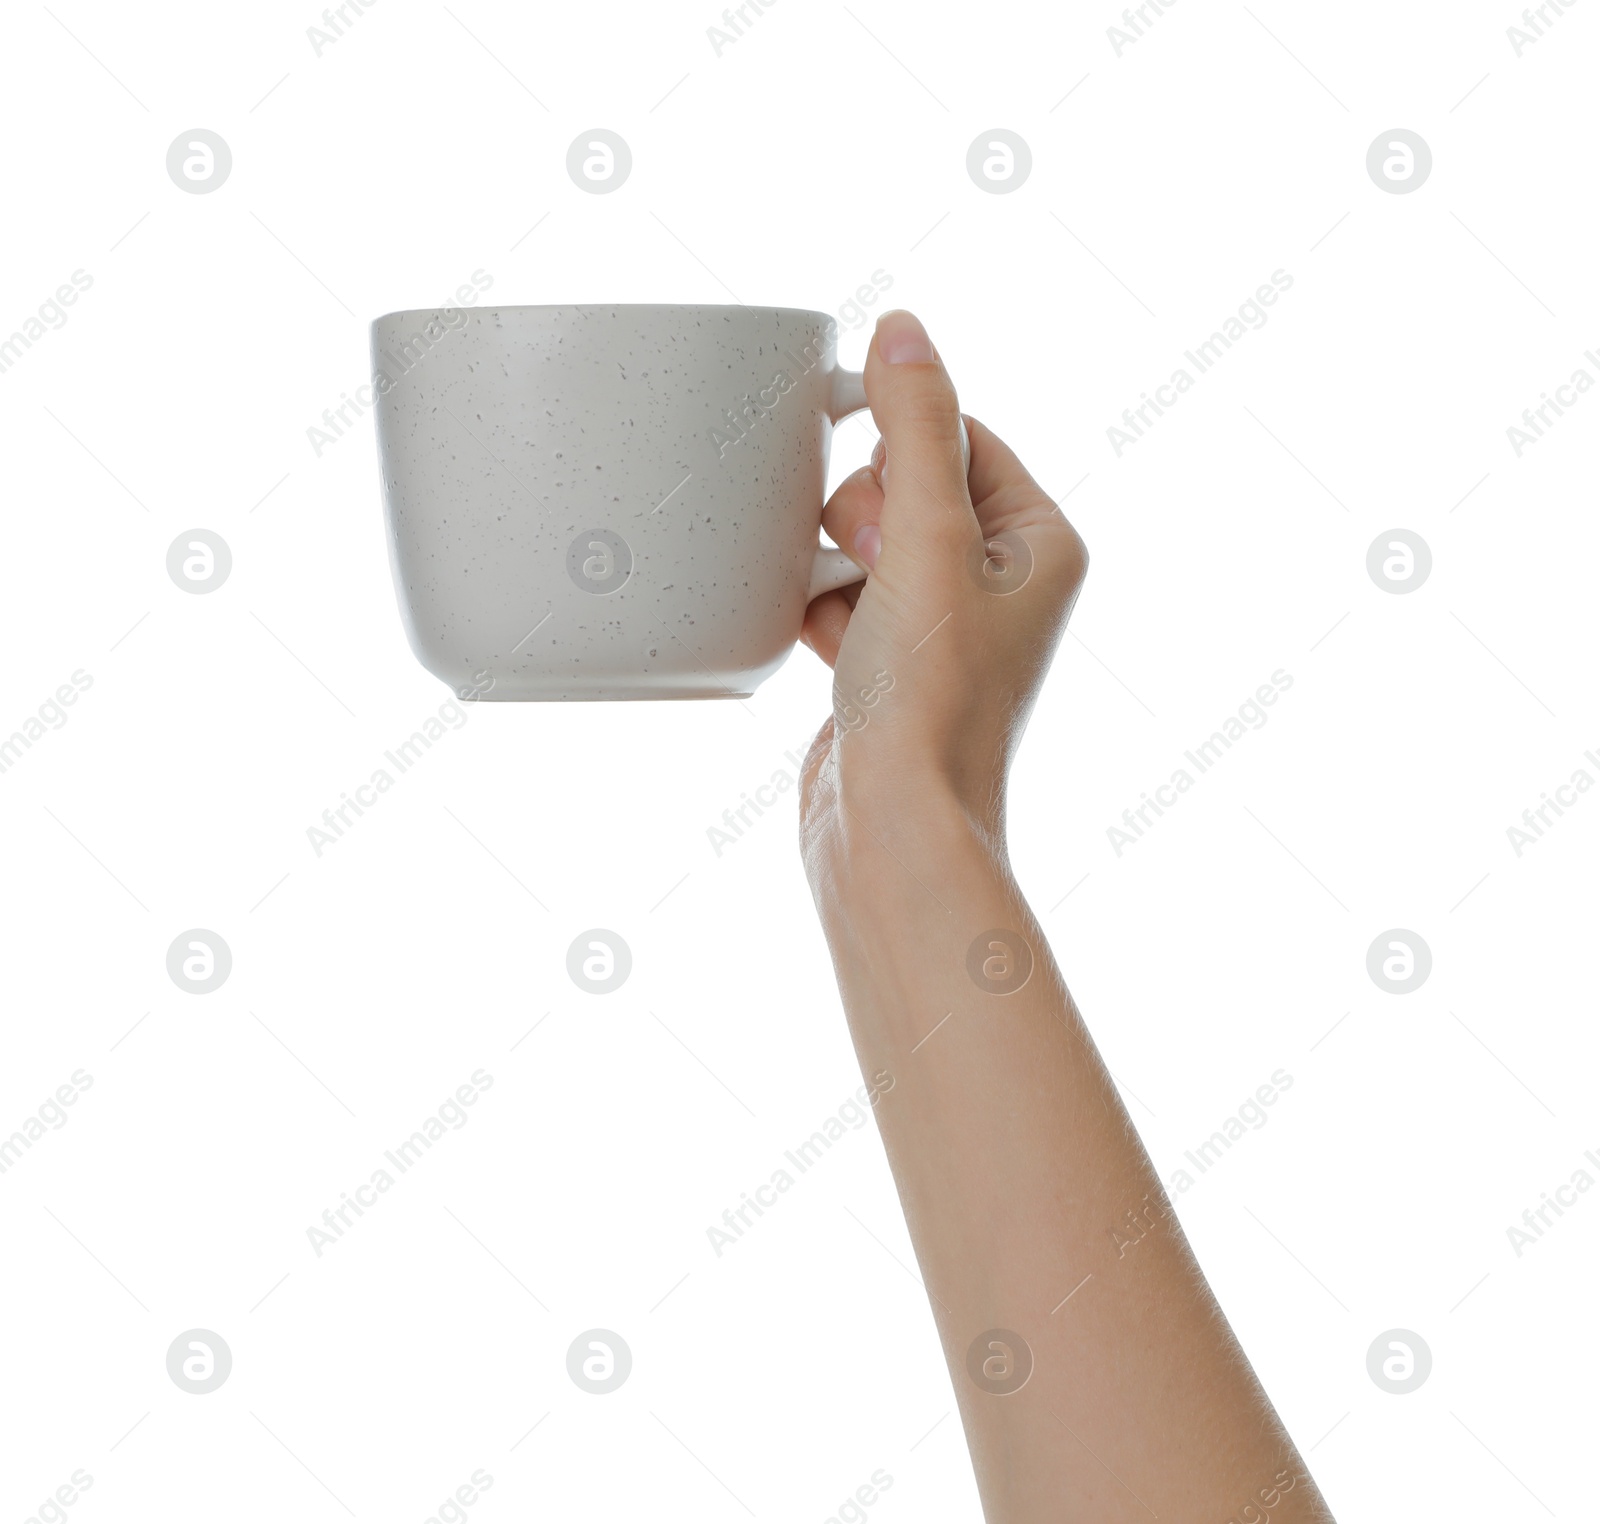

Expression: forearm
xmin=808 ymin=792 xmax=1330 ymax=1523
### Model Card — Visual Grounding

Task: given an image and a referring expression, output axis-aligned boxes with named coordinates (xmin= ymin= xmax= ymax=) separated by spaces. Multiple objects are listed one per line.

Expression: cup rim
xmin=369 ymin=303 xmax=838 ymax=330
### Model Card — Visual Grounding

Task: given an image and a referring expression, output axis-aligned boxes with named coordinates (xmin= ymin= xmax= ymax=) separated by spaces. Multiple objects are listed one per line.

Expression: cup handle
xmin=828 ymin=366 xmax=869 ymax=424
xmin=808 ymin=545 xmax=866 ymax=601
xmin=808 ymin=365 xmax=971 ymax=602
xmin=807 ymin=366 xmax=872 ymax=601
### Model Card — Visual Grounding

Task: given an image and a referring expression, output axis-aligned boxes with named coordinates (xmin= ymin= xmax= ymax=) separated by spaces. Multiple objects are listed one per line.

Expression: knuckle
xmin=888 ymin=380 xmax=963 ymax=437
xmin=1056 ymin=522 xmax=1090 ymax=587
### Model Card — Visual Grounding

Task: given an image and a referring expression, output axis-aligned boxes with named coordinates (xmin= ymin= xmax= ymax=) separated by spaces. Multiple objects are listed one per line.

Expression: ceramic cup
xmin=371 ymin=303 xmax=876 ymax=700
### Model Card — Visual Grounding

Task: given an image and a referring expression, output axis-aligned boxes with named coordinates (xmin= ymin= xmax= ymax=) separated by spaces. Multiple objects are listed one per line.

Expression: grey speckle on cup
xmin=167 ymin=530 xmax=232 ymax=594
xmin=166 ymin=130 xmax=232 ymax=194
xmin=965 ymin=1329 xmax=1033 ymax=1394
xmin=566 ymin=130 xmax=632 ymax=194
xmin=167 ymin=930 xmax=232 ymax=994
xmin=1366 ymin=930 xmax=1430 ymax=994
xmin=567 ymin=1329 xmax=631 ymax=1392
xmin=967 ymin=930 xmax=1033 ymax=995
xmin=1366 ymin=530 xmax=1430 ymax=594
xmin=967 ymin=130 xmax=1032 ymax=194
xmin=567 ymin=930 xmax=631 ymax=994
xmin=167 ymin=1329 xmax=233 ymax=1393
xmin=1366 ymin=130 xmax=1431 ymax=194
xmin=1366 ymin=1328 xmax=1431 ymax=1393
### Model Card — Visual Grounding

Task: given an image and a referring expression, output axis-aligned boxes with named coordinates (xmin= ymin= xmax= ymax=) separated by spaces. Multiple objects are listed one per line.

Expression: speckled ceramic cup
xmin=371 ymin=304 xmax=872 ymax=700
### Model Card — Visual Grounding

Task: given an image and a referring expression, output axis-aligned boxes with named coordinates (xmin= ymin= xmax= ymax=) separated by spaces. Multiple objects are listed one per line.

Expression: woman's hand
xmin=794 ymin=311 xmax=1333 ymax=1523
xmin=800 ymin=309 xmax=1088 ymax=840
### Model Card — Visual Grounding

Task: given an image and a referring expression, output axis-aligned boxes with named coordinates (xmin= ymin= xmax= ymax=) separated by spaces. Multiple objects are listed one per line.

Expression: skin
xmin=797 ymin=310 xmax=1335 ymax=1523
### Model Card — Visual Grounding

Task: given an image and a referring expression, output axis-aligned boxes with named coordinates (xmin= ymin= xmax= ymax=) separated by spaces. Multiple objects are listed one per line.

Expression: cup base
xmin=466 ymin=684 xmax=755 ymax=703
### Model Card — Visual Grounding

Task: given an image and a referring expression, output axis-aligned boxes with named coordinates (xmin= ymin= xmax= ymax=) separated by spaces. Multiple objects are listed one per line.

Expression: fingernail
xmin=854 ymin=523 xmax=882 ymax=570
xmin=870 ymin=436 xmax=886 ymax=480
xmin=876 ymin=310 xmax=934 ymax=365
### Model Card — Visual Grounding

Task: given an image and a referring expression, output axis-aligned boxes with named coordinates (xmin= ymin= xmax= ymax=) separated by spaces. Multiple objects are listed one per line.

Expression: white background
xmin=2 ymin=1 xmax=1596 ymax=1520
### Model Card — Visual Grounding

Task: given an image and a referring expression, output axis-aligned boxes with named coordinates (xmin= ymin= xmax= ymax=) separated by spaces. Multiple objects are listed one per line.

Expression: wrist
xmin=801 ymin=777 xmax=1034 ymax=1058
xmin=803 ymin=774 xmax=1008 ymax=914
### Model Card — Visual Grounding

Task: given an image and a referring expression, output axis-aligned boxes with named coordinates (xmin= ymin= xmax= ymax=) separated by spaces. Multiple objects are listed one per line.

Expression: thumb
xmin=863 ymin=310 xmax=974 ymax=542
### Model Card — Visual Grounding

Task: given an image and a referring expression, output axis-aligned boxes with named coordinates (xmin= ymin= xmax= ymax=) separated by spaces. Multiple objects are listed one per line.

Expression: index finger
xmin=961 ymin=413 xmax=1070 ymax=535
